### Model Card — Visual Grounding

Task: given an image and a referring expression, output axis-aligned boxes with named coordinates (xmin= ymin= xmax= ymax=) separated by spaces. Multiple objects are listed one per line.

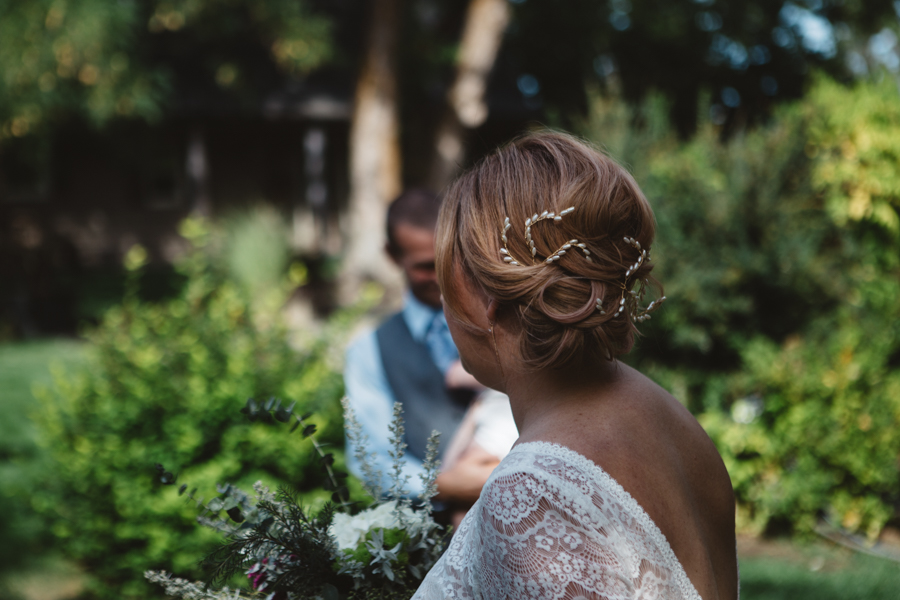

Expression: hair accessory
xmin=619 ymin=236 xmax=666 ymax=322
xmin=498 ymin=212 xmax=666 ymax=323
xmin=597 ymin=237 xmax=666 ymax=321
xmin=499 ymin=207 xmax=592 ymax=266
xmin=623 ymin=236 xmax=647 ymax=277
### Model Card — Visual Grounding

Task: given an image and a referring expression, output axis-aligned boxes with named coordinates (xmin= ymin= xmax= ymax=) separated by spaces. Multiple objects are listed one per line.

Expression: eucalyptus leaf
xmin=226 ymin=507 xmax=244 ymax=523
xmin=321 ymin=583 xmax=340 ymax=600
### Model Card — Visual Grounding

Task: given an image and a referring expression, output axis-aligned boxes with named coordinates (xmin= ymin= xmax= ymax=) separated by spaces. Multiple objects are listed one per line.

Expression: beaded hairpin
xmin=500 ymin=207 xmax=592 ymax=266
xmin=618 ymin=236 xmax=666 ymax=321
xmin=499 ymin=207 xmax=666 ymax=321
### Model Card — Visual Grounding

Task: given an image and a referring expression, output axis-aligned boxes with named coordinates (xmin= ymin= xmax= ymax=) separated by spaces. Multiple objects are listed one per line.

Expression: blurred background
xmin=1 ymin=0 xmax=900 ymax=598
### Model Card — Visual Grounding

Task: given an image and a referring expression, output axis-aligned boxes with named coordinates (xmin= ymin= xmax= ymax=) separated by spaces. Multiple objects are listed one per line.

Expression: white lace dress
xmin=413 ymin=441 xmax=703 ymax=600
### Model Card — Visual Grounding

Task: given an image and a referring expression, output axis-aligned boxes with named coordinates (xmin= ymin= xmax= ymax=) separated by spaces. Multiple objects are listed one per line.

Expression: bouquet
xmin=146 ymin=397 xmax=447 ymax=600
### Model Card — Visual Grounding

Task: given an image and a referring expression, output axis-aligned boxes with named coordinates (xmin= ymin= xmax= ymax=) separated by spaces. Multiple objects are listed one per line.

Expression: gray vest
xmin=375 ymin=312 xmax=475 ymax=462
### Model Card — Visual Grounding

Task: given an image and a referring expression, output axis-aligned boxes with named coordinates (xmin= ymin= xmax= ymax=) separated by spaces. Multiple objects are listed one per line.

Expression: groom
xmin=343 ymin=189 xmax=499 ymax=508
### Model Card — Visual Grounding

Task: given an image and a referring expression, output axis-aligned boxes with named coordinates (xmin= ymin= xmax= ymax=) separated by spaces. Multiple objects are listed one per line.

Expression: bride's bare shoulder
xmin=602 ymin=365 xmax=732 ymax=498
xmin=613 ymin=366 xmax=738 ymax=599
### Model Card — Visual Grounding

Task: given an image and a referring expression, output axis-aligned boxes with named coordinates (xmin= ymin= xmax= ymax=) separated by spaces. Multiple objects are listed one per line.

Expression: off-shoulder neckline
xmin=507 ymin=440 xmax=704 ymax=600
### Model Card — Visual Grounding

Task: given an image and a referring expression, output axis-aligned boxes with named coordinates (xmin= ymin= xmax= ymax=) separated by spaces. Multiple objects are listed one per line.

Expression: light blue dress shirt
xmin=343 ymin=293 xmax=457 ymax=496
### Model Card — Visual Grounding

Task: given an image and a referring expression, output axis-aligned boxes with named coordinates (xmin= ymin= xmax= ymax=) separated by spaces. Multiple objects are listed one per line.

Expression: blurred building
xmin=0 ymin=74 xmax=352 ymax=336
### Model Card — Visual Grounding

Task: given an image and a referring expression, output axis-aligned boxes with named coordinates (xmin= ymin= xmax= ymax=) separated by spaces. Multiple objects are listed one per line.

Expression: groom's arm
xmin=435 ymin=444 xmax=500 ymax=504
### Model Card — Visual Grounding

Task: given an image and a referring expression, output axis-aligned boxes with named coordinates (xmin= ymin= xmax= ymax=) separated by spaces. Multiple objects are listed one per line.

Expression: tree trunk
xmin=186 ymin=126 xmax=211 ymax=217
xmin=341 ymin=0 xmax=404 ymax=305
xmin=428 ymin=0 xmax=510 ymax=191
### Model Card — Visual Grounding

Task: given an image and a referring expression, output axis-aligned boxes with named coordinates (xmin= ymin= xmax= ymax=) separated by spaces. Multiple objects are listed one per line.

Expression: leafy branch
xmin=240 ymin=397 xmax=352 ymax=509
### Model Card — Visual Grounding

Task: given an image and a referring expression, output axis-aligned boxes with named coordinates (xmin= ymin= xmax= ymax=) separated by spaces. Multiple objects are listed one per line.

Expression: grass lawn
xmin=740 ymin=556 xmax=900 ymax=600
xmin=0 ymin=338 xmax=87 ymax=455
xmin=0 ymin=338 xmax=87 ymax=599
xmin=737 ymin=535 xmax=900 ymax=599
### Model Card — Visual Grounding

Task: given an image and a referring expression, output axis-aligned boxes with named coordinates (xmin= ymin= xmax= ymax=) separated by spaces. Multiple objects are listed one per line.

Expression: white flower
xmin=329 ymin=501 xmax=424 ymax=550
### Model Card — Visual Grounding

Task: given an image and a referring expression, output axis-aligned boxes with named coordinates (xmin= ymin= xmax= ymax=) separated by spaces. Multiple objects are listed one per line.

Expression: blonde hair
xmin=436 ymin=130 xmax=661 ymax=370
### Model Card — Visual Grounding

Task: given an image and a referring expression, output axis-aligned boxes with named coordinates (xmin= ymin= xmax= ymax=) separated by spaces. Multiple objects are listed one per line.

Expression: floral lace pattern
xmin=413 ymin=441 xmax=702 ymax=600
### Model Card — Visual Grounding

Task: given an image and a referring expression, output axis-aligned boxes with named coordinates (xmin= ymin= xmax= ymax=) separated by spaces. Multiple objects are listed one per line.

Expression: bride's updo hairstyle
xmin=436 ymin=131 xmax=662 ymax=370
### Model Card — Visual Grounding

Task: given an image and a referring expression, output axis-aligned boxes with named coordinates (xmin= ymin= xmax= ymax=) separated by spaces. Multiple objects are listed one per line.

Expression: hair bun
xmin=436 ymin=131 xmax=664 ymax=370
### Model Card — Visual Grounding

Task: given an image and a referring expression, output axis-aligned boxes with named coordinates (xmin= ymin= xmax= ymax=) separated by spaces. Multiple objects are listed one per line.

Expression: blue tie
xmin=425 ymin=312 xmax=459 ymax=374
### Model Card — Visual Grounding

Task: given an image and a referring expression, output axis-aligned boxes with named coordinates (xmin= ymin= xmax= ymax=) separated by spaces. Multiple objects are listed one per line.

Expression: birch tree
xmin=341 ymin=0 xmax=405 ymax=303
xmin=428 ymin=0 xmax=510 ymax=191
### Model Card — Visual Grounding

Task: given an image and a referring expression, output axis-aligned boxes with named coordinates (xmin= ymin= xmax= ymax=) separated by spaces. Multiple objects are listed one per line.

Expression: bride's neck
xmin=504 ymin=357 xmax=624 ymax=436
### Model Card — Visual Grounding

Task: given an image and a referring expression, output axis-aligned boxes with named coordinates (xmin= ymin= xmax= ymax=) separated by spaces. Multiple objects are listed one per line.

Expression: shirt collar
xmin=402 ymin=291 xmax=443 ymax=343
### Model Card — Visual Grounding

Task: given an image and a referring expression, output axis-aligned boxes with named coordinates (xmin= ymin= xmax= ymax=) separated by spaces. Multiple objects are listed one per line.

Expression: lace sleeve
xmin=413 ymin=443 xmax=700 ymax=600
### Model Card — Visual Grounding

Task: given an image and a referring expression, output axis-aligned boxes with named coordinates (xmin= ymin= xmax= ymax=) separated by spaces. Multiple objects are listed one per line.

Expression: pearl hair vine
xmin=622 ymin=236 xmax=666 ymax=322
xmin=498 ymin=207 xmax=666 ymax=321
xmin=499 ymin=207 xmax=591 ymax=267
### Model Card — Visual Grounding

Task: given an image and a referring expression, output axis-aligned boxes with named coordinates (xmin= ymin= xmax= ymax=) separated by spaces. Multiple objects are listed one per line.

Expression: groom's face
xmin=389 ymin=222 xmax=441 ymax=309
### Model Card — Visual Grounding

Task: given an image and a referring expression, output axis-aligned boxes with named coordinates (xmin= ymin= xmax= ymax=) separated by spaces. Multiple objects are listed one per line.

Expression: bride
xmin=414 ymin=132 xmax=738 ymax=599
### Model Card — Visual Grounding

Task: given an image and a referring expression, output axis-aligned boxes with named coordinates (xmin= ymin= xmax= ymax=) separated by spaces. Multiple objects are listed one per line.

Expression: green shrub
xmin=807 ymin=74 xmax=900 ymax=236
xmin=33 ymin=217 xmax=371 ymax=599
xmin=0 ymin=339 xmax=86 ymax=577
xmin=221 ymin=203 xmax=293 ymax=310
xmin=703 ymin=298 xmax=900 ymax=538
xmin=580 ymin=76 xmax=900 ymax=537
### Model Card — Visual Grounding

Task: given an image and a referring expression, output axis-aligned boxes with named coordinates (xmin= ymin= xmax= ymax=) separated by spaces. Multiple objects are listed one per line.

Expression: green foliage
xmin=201 ymin=485 xmax=345 ymax=596
xmin=0 ymin=0 xmax=163 ymax=134
xmin=0 ymin=339 xmax=85 ymax=575
xmin=703 ymin=303 xmax=900 ymax=537
xmin=221 ymin=204 xmax=294 ymax=310
xmin=0 ymin=0 xmax=332 ymax=140
xmin=340 ymin=527 xmax=416 ymax=576
xmin=32 ymin=217 xmax=366 ymax=599
xmin=580 ymin=75 xmax=900 ymax=537
xmin=806 ymin=74 xmax=900 ymax=236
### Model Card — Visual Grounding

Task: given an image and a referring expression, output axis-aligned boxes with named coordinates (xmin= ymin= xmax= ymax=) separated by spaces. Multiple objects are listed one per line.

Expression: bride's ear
xmin=486 ymin=298 xmax=499 ymax=324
